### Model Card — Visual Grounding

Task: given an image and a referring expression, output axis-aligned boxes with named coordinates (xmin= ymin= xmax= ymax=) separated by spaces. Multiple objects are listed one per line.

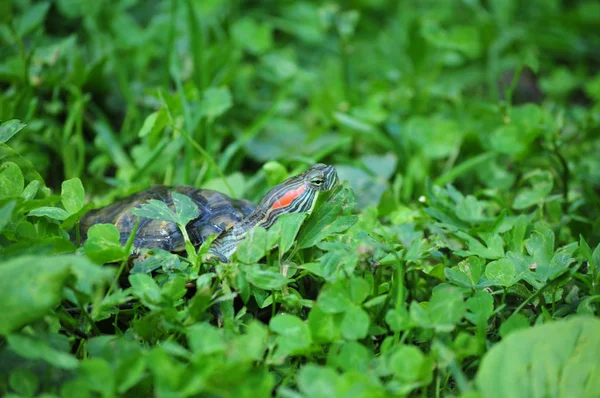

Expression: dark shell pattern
xmin=80 ymin=185 xmax=256 ymax=252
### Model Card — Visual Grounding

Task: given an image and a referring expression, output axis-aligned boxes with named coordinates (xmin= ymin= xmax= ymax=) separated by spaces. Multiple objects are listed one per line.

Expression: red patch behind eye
xmin=270 ymin=185 xmax=306 ymax=211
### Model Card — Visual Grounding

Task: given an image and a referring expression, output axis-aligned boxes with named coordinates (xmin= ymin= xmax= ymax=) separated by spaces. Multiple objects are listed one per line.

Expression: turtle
xmin=80 ymin=164 xmax=339 ymax=262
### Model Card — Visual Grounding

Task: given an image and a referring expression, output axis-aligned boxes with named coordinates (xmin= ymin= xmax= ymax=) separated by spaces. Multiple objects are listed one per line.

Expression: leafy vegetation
xmin=1 ymin=0 xmax=600 ymax=396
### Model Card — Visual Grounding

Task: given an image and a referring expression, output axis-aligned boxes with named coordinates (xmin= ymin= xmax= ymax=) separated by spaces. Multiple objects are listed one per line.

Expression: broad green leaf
xmin=335 ymin=9 xmax=360 ymax=38
xmin=428 ymin=285 xmax=466 ymax=332
xmin=187 ymin=323 xmax=226 ymax=356
xmin=9 ymin=368 xmax=38 ymax=397
xmin=499 ymin=314 xmax=530 ymax=338
xmin=243 ymin=265 xmax=288 ymax=290
xmin=490 ymin=0 xmax=517 ymax=25
xmin=172 ymin=192 xmax=200 ymax=225
xmin=228 ymin=368 xmax=275 ymax=398
xmin=410 ymin=301 xmax=432 ymax=328
xmin=0 ymin=161 xmax=24 ymax=198
xmin=338 ymin=372 xmax=388 ymax=398
xmin=262 ymin=161 xmax=288 ymax=186
xmin=513 ymin=170 xmax=553 ymax=209
xmin=593 ymin=244 xmax=600 ymax=276
xmin=300 ymin=215 xmax=358 ymax=249
xmin=336 ymin=166 xmax=388 ymax=210
xmin=465 ymin=290 xmax=494 ymax=327
xmin=336 ymin=154 xmax=395 ymax=209
xmin=422 ymin=21 xmax=481 ymax=58
xmin=116 ymin=355 xmax=146 ymax=394
xmin=7 ymin=333 xmax=78 ymax=369
xmin=456 ymin=195 xmax=490 ymax=223
xmin=70 ymin=256 xmax=114 ymax=296
xmin=0 ymin=144 xmax=46 ymax=190
xmin=14 ymin=220 xmax=37 ymax=240
xmin=0 ymin=119 xmax=26 ymax=143
xmin=584 ymin=73 xmax=600 ymax=100
xmin=445 ymin=257 xmax=486 ymax=288
xmin=577 ymin=296 xmax=600 ymax=315
xmin=297 ymin=187 xmax=357 ymax=249
xmin=485 ymin=258 xmax=517 ymax=287
xmin=540 ymin=253 xmax=575 ymax=282
xmin=202 ymin=172 xmax=245 ymax=199
xmin=61 ymin=203 xmax=96 ymax=230
xmin=579 ymin=235 xmax=594 ymax=265
xmin=229 ymin=321 xmax=269 ymax=363
xmin=362 ymin=153 xmax=397 ymax=180
xmin=138 ymin=108 xmax=167 ymax=142
xmin=277 ymin=212 xmax=307 ymax=255
xmin=231 ymin=17 xmax=273 ymax=54
xmin=385 ymin=306 xmax=413 ymax=332
xmin=489 ymin=105 xmax=546 ymax=159
xmin=266 ymin=218 xmax=283 ymax=251
xmin=129 ymin=273 xmax=161 ymax=306
xmin=508 ymin=214 xmax=529 ymax=253
xmin=28 ymin=206 xmax=70 ymax=220
xmin=405 ymin=116 xmax=462 ymax=159
xmin=236 ymin=226 xmax=268 ymax=264
xmin=270 ymin=314 xmax=312 ymax=357
xmin=348 ymin=276 xmax=370 ymax=304
xmin=246 ymin=120 xmax=303 ymax=162
xmin=83 ymin=224 xmax=128 ymax=264
xmin=261 ymin=52 xmax=298 ymax=81
xmin=201 ymin=87 xmax=233 ymax=120
xmin=16 ymin=1 xmax=50 ymax=36
xmin=0 ymin=200 xmax=16 ymax=232
xmin=388 ymin=345 xmax=432 ymax=384
xmin=524 ymin=227 xmax=573 ymax=282
xmin=315 ymin=241 xmax=360 ymax=280
xmin=526 ymin=229 xmax=554 ymax=267
xmin=133 ymin=313 xmax=165 ymax=341
xmin=78 ymin=358 xmax=116 ymax=398
xmin=316 ymin=282 xmax=353 ymax=314
xmin=456 ymin=232 xmax=504 ymax=259
xmin=476 ymin=316 xmax=600 ymax=398
xmin=160 ymin=275 xmax=187 ymax=302
xmin=297 ymin=365 xmax=339 ymax=398
xmin=0 ymin=255 xmax=107 ymax=335
xmin=61 ymin=178 xmax=85 ymax=214
xmin=539 ymin=67 xmax=579 ymax=99
xmin=341 ymin=304 xmax=369 ymax=340
xmin=91 ymin=289 xmax=133 ymax=321
xmin=61 ymin=380 xmax=93 ymax=398
xmin=21 ymin=179 xmax=41 ymax=200
xmin=146 ymin=347 xmax=184 ymax=394
xmin=308 ymin=305 xmax=342 ymax=343
xmin=131 ymin=199 xmax=176 ymax=223
xmin=328 ymin=341 xmax=372 ymax=373
xmin=334 ymin=111 xmax=375 ymax=134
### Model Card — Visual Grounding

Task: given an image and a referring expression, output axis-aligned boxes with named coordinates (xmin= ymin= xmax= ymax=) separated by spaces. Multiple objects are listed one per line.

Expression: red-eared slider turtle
xmin=80 ymin=164 xmax=339 ymax=261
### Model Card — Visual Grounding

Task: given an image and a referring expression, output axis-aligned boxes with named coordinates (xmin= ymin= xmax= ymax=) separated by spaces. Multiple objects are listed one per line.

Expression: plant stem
xmin=106 ymin=218 xmax=140 ymax=297
xmin=178 ymin=223 xmax=198 ymax=268
xmin=506 ymin=280 xmax=552 ymax=322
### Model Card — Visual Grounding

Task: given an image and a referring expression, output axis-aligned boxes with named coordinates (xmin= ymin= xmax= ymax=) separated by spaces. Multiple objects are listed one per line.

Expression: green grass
xmin=1 ymin=0 xmax=600 ymax=397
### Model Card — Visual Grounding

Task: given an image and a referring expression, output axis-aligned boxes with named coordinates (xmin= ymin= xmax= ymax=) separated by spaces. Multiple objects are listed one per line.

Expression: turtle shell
xmin=80 ymin=185 xmax=255 ymax=252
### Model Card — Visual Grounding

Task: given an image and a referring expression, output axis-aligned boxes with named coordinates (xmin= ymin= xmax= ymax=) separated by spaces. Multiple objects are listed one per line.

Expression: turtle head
xmin=209 ymin=164 xmax=338 ymax=262
xmin=257 ymin=163 xmax=339 ymax=228
xmin=303 ymin=163 xmax=339 ymax=192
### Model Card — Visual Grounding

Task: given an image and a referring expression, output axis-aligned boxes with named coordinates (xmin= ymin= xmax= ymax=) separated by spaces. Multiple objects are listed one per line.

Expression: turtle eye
xmin=311 ymin=177 xmax=324 ymax=187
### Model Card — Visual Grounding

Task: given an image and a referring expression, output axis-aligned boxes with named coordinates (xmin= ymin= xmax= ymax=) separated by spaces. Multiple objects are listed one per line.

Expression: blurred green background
xmin=3 ymin=0 xmax=599 ymax=233
xmin=2 ymin=1 xmax=600 ymax=397
xmin=3 ymin=1 xmax=600 ymax=211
